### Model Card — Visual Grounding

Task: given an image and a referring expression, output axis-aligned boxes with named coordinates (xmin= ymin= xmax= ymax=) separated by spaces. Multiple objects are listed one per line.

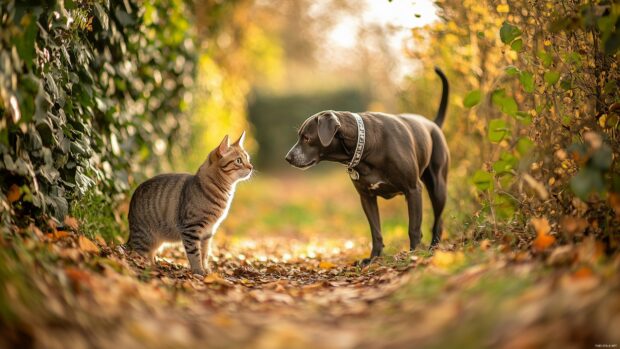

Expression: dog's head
xmin=285 ymin=110 xmax=341 ymax=169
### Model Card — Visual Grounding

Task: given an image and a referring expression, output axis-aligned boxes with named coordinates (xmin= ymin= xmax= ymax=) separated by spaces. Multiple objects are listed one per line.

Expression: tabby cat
xmin=126 ymin=133 xmax=252 ymax=275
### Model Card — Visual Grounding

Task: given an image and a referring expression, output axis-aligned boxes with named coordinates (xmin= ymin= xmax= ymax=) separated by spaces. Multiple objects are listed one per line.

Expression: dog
xmin=285 ymin=67 xmax=449 ymax=265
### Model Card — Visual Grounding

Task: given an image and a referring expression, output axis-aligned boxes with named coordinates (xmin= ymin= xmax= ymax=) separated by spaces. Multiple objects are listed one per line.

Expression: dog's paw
xmin=354 ymin=257 xmax=375 ymax=268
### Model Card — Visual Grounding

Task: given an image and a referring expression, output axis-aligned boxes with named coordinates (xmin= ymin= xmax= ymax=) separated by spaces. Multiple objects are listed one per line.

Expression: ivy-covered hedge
xmin=0 ymin=0 xmax=195 ymax=226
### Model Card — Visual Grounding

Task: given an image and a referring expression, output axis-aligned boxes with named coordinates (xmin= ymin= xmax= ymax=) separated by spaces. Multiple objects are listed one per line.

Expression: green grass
xmin=70 ymin=190 xmax=125 ymax=243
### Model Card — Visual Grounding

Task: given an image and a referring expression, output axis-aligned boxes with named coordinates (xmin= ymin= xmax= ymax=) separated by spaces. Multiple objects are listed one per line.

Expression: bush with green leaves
xmin=463 ymin=2 xmax=619 ymax=244
xmin=0 ymin=0 xmax=196 ymax=227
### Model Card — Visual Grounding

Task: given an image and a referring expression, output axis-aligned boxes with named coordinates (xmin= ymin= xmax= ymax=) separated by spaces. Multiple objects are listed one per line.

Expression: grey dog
xmin=285 ymin=67 xmax=449 ymax=265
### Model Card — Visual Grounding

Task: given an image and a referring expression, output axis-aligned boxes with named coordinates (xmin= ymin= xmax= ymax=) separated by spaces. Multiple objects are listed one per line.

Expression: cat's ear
xmin=233 ymin=131 xmax=246 ymax=147
xmin=217 ymin=135 xmax=230 ymax=156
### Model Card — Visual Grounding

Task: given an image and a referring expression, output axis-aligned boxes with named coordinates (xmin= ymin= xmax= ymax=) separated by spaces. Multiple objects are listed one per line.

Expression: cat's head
xmin=211 ymin=132 xmax=253 ymax=182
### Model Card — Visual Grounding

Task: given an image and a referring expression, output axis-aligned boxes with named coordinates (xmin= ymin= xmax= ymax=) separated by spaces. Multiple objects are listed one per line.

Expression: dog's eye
xmin=235 ymin=158 xmax=242 ymax=164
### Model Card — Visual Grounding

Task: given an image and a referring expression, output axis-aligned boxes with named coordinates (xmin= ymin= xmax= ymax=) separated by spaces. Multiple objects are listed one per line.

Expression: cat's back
xmin=129 ymin=173 xmax=193 ymax=230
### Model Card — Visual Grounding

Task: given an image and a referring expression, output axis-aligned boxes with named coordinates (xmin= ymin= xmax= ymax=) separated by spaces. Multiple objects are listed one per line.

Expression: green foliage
xmin=487 ymin=119 xmax=509 ymax=143
xmin=0 ymin=0 xmax=196 ymax=226
xmin=70 ymin=190 xmax=123 ymax=243
xmin=519 ymin=72 xmax=534 ymax=93
xmin=499 ymin=22 xmax=521 ymax=45
xmin=463 ymin=90 xmax=482 ymax=108
xmin=491 ymin=89 xmax=518 ymax=117
xmin=472 ymin=170 xmax=493 ymax=191
xmin=544 ymin=71 xmax=560 ymax=86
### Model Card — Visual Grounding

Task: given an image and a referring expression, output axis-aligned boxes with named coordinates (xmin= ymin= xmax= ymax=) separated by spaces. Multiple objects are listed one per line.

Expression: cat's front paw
xmin=191 ymin=267 xmax=206 ymax=276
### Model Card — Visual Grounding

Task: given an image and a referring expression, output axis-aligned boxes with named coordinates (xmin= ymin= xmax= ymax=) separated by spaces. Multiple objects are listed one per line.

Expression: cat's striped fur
xmin=127 ymin=133 xmax=252 ymax=275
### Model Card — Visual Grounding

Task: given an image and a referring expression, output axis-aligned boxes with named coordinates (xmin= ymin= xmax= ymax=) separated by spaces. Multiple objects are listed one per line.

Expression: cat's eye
xmin=235 ymin=158 xmax=242 ymax=164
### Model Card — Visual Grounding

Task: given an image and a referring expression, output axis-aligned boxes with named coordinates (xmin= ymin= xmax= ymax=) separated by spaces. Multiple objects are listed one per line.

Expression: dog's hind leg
xmin=422 ymin=166 xmax=447 ymax=247
xmin=406 ymin=185 xmax=424 ymax=250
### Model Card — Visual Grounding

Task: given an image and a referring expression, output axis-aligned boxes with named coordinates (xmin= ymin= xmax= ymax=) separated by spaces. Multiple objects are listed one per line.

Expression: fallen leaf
xmin=432 ymin=251 xmax=464 ymax=269
xmin=78 ymin=235 xmax=100 ymax=253
xmin=546 ymin=245 xmax=575 ymax=266
xmin=572 ymin=266 xmax=593 ymax=280
xmin=559 ymin=216 xmax=588 ymax=235
xmin=64 ymin=216 xmax=80 ymax=231
xmin=203 ymin=273 xmax=231 ymax=286
xmin=319 ymin=261 xmax=336 ymax=269
xmin=480 ymin=239 xmax=491 ymax=251
xmin=531 ymin=217 xmax=555 ymax=252
xmin=7 ymin=184 xmax=21 ymax=203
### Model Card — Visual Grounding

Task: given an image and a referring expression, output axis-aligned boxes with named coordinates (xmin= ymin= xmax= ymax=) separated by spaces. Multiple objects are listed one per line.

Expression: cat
xmin=126 ymin=132 xmax=252 ymax=275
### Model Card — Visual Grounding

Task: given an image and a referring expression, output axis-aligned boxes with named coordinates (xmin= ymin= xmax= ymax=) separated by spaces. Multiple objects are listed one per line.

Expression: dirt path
xmin=2 ymin=228 xmax=619 ymax=349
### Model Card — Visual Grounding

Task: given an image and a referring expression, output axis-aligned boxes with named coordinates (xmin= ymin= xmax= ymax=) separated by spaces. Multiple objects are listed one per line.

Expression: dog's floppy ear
xmin=317 ymin=111 xmax=341 ymax=147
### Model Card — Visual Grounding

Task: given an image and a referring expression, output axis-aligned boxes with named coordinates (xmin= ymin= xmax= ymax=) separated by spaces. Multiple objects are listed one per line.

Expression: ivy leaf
xmin=499 ymin=22 xmax=521 ymax=44
xmin=472 ymin=170 xmax=493 ymax=191
xmin=519 ymin=72 xmax=534 ymax=93
xmin=488 ymin=119 xmax=509 ymax=143
xmin=463 ymin=90 xmax=482 ymax=108
xmin=544 ymin=71 xmax=560 ymax=86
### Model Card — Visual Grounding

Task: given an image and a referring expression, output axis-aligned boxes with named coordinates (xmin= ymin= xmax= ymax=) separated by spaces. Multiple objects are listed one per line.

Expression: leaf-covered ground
xmin=1 ymin=173 xmax=619 ymax=348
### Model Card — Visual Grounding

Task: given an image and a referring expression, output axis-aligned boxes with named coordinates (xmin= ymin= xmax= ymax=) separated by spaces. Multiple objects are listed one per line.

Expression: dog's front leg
xmin=406 ymin=187 xmax=423 ymax=250
xmin=359 ymin=194 xmax=383 ymax=266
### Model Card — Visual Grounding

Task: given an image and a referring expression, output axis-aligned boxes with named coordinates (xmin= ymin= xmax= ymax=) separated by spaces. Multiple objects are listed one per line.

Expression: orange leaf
xmin=7 ymin=184 xmax=20 ymax=203
xmin=54 ymin=230 xmax=71 ymax=239
xmin=479 ymin=239 xmax=491 ymax=251
xmin=63 ymin=216 xmax=79 ymax=231
xmin=318 ymin=261 xmax=336 ymax=269
xmin=78 ymin=235 xmax=99 ymax=253
xmin=572 ymin=266 xmax=593 ymax=280
xmin=531 ymin=217 xmax=555 ymax=251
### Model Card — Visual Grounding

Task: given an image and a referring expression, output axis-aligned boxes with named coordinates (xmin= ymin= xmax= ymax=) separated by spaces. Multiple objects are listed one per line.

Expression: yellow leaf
xmin=432 ymin=251 xmax=464 ymax=269
xmin=496 ymin=4 xmax=509 ymax=13
xmin=319 ymin=261 xmax=336 ymax=269
xmin=531 ymin=217 xmax=555 ymax=251
xmin=78 ymin=235 xmax=99 ymax=253
xmin=544 ymin=40 xmax=552 ymax=46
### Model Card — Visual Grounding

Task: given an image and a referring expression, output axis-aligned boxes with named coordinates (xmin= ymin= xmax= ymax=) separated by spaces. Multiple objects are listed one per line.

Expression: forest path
xmin=3 ymin=229 xmax=618 ymax=349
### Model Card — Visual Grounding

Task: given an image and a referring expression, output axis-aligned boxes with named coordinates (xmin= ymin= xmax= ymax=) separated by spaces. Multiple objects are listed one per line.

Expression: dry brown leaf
xmin=559 ymin=216 xmax=588 ymax=235
xmin=78 ymin=235 xmax=100 ymax=253
xmin=480 ymin=239 xmax=491 ymax=251
xmin=64 ymin=216 xmax=80 ymax=231
xmin=531 ymin=217 xmax=555 ymax=252
xmin=523 ymin=173 xmax=549 ymax=200
xmin=7 ymin=184 xmax=21 ymax=203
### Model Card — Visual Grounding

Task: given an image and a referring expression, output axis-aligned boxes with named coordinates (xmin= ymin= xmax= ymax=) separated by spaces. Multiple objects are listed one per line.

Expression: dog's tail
xmin=433 ymin=67 xmax=449 ymax=128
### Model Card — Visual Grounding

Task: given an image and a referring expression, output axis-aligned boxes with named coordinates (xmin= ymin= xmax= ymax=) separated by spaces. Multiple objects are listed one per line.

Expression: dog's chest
xmin=353 ymin=167 xmax=402 ymax=198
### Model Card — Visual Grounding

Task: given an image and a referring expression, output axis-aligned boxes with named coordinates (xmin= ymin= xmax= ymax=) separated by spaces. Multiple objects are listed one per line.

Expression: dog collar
xmin=347 ymin=113 xmax=365 ymax=180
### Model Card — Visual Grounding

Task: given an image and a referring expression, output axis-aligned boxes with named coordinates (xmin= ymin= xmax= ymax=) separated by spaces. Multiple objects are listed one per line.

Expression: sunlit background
xmin=178 ymin=0 xmax=459 ymax=249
